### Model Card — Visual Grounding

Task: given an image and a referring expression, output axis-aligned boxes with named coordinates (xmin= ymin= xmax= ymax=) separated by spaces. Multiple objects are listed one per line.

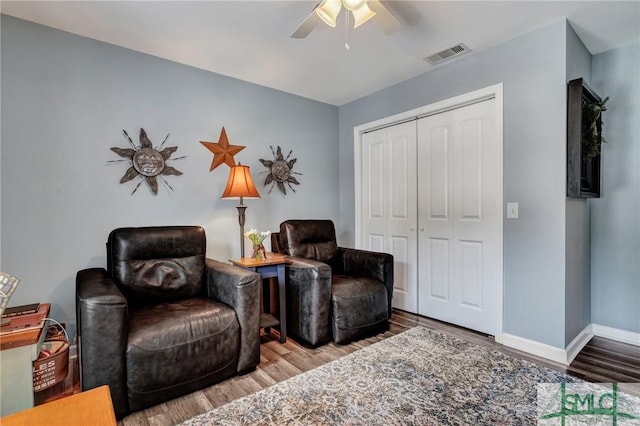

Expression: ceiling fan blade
xmin=368 ymin=0 xmax=400 ymax=35
xmin=290 ymin=6 xmax=322 ymax=39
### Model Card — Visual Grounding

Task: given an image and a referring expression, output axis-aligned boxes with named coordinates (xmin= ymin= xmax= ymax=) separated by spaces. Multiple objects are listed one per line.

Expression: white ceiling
xmin=2 ymin=1 xmax=639 ymax=106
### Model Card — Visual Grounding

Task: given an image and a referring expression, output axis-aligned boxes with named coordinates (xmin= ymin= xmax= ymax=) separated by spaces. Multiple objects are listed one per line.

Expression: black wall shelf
xmin=567 ymin=78 xmax=603 ymax=198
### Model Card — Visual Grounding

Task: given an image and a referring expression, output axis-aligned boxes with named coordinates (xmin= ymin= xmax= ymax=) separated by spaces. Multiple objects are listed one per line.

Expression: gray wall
xmin=3 ymin=13 xmax=636 ymax=350
xmin=591 ymin=41 xmax=640 ymax=334
xmin=339 ymin=21 xmax=569 ymax=348
xmin=564 ymin=24 xmax=592 ymax=346
xmin=0 ymin=15 xmax=339 ymax=337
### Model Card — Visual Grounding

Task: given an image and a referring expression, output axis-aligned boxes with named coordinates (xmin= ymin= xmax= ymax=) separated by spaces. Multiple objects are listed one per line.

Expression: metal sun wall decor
xmin=109 ymin=128 xmax=184 ymax=195
xmin=259 ymin=145 xmax=301 ymax=195
xmin=200 ymin=127 xmax=245 ymax=171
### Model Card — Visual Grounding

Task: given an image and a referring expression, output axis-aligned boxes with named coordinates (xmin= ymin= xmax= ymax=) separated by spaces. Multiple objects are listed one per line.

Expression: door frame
xmin=353 ymin=83 xmax=504 ymax=343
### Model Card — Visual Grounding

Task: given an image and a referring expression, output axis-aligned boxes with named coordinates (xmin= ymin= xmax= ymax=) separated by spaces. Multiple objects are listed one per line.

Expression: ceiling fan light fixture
xmin=290 ymin=0 xmax=400 ymax=39
xmin=316 ymin=0 xmax=342 ymax=27
xmin=352 ymin=3 xmax=376 ymax=28
xmin=342 ymin=0 xmax=367 ymax=12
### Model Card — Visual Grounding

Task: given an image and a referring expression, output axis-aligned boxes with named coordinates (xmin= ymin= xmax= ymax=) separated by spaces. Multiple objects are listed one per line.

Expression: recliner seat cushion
xmin=126 ymin=298 xmax=239 ymax=412
xmin=331 ymin=276 xmax=388 ymax=344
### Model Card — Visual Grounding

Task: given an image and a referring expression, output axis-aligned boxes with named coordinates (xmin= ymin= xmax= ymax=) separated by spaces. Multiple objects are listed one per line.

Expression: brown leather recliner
xmin=272 ymin=220 xmax=394 ymax=346
xmin=76 ymin=226 xmax=261 ymax=418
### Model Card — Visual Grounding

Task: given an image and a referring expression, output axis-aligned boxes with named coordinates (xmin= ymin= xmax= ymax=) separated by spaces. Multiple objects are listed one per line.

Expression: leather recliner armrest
xmin=76 ymin=268 xmax=129 ymax=418
xmin=284 ymin=256 xmax=333 ymax=346
xmin=338 ymin=248 xmax=394 ymax=319
xmin=205 ymin=259 xmax=261 ymax=372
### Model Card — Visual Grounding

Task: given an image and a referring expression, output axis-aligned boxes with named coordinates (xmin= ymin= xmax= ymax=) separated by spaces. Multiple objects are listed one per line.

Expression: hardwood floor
xmin=571 ymin=336 xmax=640 ymax=383
xmin=39 ymin=310 xmax=640 ymax=425
xmin=392 ymin=310 xmax=640 ymax=384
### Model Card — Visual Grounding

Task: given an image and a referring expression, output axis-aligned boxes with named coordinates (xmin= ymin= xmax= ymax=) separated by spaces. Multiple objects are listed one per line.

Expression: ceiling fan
xmin=290 ymin=0 xmax=400 ymax=39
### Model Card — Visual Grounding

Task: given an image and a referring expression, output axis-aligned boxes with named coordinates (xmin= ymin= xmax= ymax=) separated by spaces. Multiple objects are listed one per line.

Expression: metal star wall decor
xmin=109 ymin=128 xmax=184 ymax=196
xmin=259 ymin=145 xmax=302 ymax=195
xmin=200 ymin=127 xmax=245 ymax=171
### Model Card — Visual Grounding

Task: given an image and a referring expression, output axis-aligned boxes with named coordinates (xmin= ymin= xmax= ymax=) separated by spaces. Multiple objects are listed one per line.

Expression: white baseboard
xmin=502 ymin=323 xmax=639 ymax=365
xmin=565 ymin=324 xmax=594 ymax=364
xmin=592 ymin=324 xmax=640 ymax=346
xmin=501 ymin=333 xmax=568 ymax=365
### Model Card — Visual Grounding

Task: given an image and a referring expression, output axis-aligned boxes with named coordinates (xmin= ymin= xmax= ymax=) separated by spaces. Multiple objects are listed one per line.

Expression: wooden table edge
xmin=1 ymin=385 xmax=117 ymax=426
xmin=229 ymin=252 xmax=289 ymax=268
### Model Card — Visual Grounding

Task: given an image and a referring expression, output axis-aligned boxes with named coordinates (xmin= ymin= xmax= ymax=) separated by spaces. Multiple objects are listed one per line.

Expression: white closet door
xmin=417 ymin=99 xmax=501 ymax=335
xmin=361 ymin=122 xmax=418 ymax=312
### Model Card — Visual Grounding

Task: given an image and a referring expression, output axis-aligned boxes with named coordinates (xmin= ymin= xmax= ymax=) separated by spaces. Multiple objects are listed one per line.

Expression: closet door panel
xmin=362 ymin=129 xmax=387 ymax=265
xmin=457 ymin=240 xmax=483 ymax=308
xmin=428 ymin=237 xmax=450 ymax=301
xmin=361 ymin=123 xmax=418 ymax=312
xmin=391 ymin=235 xmax=410 ymax=307
xmin=428 ymin=127 xmax=450 ymax=220
xmin=367 ymin=234 xmax=385 ymax=252
xmin=417 ymin=112 xmax=454 ymax=317
xmin=362 ymin=131 xmax=386 ymax=233
xmin=387 ymin=123 xmax=418 ymax=312
xmin=459 ymin=119 xmax=483 ymax=220
xmin=419 ymin=99 xmax=501 ymax=335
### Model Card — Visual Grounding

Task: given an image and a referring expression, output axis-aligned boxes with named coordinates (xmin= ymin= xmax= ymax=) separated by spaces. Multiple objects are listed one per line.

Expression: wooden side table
xmin=1 ymin=385 xmax=116 ymax=426
xmin=0 ymin=303 xmax=50 ymax=416
xmin=230 ymin=253 xmax=288 ymax=343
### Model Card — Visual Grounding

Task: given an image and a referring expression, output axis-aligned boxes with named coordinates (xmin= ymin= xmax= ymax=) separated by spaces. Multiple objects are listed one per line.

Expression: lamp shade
xmin=316 ymin=0 xmax=342 ymax=27
xmin=352 ymin=3 xmax=376 ymax=28
xmin=221 ymin=164 xmax=260 ymax=199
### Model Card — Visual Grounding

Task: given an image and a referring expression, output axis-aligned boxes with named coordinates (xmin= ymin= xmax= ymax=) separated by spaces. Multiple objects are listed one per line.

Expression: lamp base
xmin=236 ymin=202 xmax=248 ymax=258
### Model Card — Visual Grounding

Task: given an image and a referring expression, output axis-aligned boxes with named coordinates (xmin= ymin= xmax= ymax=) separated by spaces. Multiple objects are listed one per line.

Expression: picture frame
xmin=567 ymin=78 xmax=603 ymax=198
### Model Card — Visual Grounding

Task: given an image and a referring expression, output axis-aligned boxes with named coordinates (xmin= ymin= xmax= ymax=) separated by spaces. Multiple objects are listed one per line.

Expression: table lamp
xmin=221 ymin=163 xmax=261 ymax=258
xmin=0 ymin=272 xmax=20 ymax=326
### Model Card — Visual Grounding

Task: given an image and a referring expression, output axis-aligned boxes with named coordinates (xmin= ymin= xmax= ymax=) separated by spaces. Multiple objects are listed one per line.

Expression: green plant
xmin=245 ymin=229 xmax=270 ymax=260
xmin=245 ymin=229 xmax=270 ymax=245
xmin=581 ymin=96 xmax=609 ymax=159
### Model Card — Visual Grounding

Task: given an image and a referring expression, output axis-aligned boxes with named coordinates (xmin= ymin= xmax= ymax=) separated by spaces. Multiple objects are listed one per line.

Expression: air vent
xmin=425 ymin=43 xmax=471 ymax=65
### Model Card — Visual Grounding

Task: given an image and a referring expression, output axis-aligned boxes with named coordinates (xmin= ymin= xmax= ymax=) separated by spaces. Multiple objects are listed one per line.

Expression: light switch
xmin=507 ymin=202 xmax=519 ymax=219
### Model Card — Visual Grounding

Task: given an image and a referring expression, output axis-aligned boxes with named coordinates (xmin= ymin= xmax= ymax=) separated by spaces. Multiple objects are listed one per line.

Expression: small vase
xmin=251 ymin=244 xmax=266 ymax=261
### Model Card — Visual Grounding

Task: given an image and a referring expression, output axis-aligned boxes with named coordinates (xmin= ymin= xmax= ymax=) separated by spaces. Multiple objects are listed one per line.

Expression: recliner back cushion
xmin=280 ymin=220 xmax=338 ymax=263
xmin=108 ymin=226 xmax=206 ymax=304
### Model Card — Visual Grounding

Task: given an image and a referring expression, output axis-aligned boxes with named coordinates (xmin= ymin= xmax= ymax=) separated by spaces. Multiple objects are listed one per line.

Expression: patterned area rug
xmin=180 ymin=327 xmax=578 ymax=425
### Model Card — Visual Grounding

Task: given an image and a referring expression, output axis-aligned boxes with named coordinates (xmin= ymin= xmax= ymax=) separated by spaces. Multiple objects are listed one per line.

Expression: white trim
xmin=493 ymin=85 xmax=504 ymax=344
xmin=354 ymin=83 xmax=504 ymax=339
xmin=353 ymin=128 xmax=363 ymax=249
xmin=592 ymin=324 xmax=640 ymax=347
xmin=565 ymin=324 xmax=594 ymax=364
xmin=502 ymin=323 xmax=639 ymax=365
xmin=353 ymin=84 xmax=503 ymax=137
xmin=502 ymin=333 xmax=568 ymax=365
